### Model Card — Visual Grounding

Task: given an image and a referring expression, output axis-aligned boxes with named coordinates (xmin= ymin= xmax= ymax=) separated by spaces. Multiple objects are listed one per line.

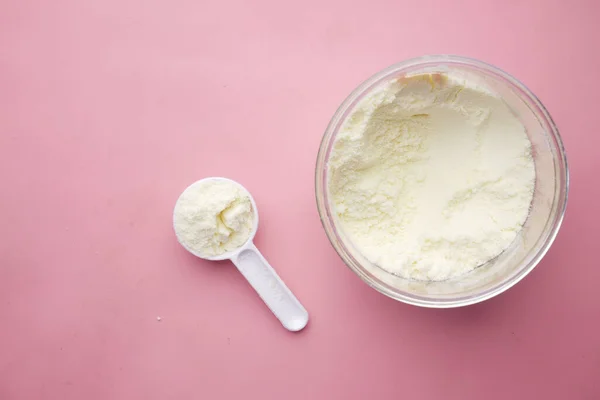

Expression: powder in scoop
xmin=173 ymin=180 xmax=254 ymax=257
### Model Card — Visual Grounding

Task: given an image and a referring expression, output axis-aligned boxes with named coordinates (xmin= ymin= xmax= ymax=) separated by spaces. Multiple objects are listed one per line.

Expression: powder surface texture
xmin=173 ymin=180 xmax=254 ymax=257
xmin=328 ymin=73 xmax=535 ymax=281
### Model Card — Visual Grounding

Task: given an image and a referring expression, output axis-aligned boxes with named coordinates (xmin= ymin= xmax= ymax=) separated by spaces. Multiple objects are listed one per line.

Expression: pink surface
xmin=0 ymin=0 xmax=598 ymax=399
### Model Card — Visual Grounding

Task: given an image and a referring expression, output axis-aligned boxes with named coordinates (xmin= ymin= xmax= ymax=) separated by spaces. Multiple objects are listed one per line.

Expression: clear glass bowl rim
xmin=315 ymin=54 xmax=569 ymax=308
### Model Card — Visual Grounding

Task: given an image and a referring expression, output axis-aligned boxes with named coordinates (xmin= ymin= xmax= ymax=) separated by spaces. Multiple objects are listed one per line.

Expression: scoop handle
xmin=231 ymin=243 xmax=309 ymax=332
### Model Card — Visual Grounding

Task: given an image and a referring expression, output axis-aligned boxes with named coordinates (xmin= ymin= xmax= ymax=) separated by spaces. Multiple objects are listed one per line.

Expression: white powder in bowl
xmin=173 ymin=180 xmax=254 ymax=257
xmin=328 ymin=73 xmax=535 ymax=281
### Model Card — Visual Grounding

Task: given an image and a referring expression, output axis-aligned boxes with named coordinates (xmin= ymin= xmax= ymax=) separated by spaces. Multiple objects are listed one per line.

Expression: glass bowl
xmin=315 ymin=55 xmax=569 ymax=308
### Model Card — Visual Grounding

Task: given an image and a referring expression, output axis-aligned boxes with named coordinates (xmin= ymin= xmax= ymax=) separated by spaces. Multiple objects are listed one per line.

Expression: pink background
xmin=1 ymin=0 xmax=598 ymax=399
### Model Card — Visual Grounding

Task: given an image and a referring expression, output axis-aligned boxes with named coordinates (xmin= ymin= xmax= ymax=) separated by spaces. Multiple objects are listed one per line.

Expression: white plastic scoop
xmin=173 ymin=177 xmax=309 ymax=332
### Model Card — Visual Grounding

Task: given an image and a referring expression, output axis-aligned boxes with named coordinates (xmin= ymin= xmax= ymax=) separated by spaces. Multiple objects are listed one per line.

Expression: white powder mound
xmin=328 ymin=73 xmax=535 ymax=281
xmin=173 ymin=180 xmax=254 ymax=257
